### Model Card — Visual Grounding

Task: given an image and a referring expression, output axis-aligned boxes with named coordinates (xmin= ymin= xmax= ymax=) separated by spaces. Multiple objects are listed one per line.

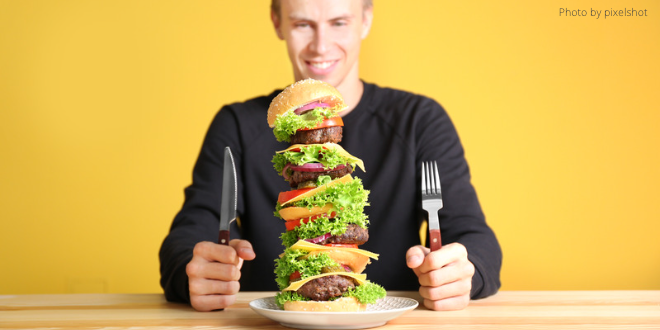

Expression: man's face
xmin=273 ymin=0 xmax=372 ymax=88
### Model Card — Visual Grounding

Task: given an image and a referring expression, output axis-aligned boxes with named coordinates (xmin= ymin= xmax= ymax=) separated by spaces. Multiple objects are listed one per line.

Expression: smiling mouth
xmin=308 ymin=61 xmax=336 ymax=69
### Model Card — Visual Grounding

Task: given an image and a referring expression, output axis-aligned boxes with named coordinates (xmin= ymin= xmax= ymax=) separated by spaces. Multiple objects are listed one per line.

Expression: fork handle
xmin=429 ymin=229 xmax=442 ymax=252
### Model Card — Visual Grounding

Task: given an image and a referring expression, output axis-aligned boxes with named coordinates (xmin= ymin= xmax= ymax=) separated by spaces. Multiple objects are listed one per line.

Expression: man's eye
xmin=295 ymin=22 xmax=310 ymax=28
xmin=333 ymin=21 xmax=348 ymax=27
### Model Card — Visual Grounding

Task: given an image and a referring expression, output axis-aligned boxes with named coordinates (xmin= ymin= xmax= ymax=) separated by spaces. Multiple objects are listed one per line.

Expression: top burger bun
xmin=267 ymin=78 xmax=346 ymax=128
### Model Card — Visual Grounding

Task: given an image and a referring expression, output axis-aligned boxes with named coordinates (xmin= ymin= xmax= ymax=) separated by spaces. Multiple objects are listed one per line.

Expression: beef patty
xmin=296 ymin=275 xmax=356 ymax=301
xmin=291 ymin=126 xmax=343 ymax=144
xmin=320 ymin=224 xmax=369 ymax=245
xmin=288 ymin=165 xmax=353 ymax=188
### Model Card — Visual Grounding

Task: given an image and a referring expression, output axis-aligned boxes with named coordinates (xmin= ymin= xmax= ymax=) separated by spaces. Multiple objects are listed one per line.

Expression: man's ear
xmin=361 ymin=6 xmax=374 ymax=40
xmin=271 ymin=10 xmax=284 ymax=40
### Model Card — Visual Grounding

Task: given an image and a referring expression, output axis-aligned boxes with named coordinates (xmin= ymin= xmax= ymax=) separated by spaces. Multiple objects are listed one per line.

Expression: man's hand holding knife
xmin=186 ymin=147 xmax=256 ymax=312
xmin=187 ymin=239 xmax=255 ymax=311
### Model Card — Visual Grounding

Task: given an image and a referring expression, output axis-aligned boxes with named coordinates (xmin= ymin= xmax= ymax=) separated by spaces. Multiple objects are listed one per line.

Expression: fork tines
xmin=422 ymin=161 xmax=442 ymax=197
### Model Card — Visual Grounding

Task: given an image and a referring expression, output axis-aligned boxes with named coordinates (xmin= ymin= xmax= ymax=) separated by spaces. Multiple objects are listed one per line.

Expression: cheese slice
xmin=279 ymin=204 xmax=334 ymax=221
xmin=289 ymin=240 xmax=379 ymax=260
xmin=283 ymin=272 xmax=367 ymax=291
xmin=282 ymin=174 xmax=353 ymax=206
xmin=276 ymin=143 xmax=366 ymax=173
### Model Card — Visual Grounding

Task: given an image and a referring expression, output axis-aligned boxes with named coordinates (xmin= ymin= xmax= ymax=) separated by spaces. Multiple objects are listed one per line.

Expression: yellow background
xmin=1 ymin=0 xmax=658 ymax=294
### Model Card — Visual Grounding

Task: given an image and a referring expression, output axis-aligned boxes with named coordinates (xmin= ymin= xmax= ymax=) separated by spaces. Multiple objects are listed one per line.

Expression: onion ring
xmin=290 ymin=163 xmax=346 ymax=172
xmin=304 ymin=232 xmax=331 ymax=244
xmin=294 ymin=102 xmax=330 ymax=115
xmin=282 ymin=163 xmax=292 ymax=181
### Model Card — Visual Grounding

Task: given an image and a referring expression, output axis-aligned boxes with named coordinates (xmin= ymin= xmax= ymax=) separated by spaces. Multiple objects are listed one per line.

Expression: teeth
xmin=310 ymin=61 xmax=334 ymax=69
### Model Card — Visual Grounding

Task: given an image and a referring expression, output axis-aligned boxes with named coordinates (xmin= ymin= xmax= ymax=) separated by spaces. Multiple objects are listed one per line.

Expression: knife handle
xmin=429 ymin=229 xmax=442 ymax=252
xmin=218 ymin=230 xmax=230 ymax=246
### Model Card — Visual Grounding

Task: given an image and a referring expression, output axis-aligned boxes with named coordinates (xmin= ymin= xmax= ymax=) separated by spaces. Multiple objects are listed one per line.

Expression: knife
xmin=219 ymin=146 xmax=237 ymax=246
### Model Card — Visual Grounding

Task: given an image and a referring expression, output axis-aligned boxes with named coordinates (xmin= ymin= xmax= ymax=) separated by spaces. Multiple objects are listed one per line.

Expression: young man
xmin=160 ymin=0 xmax=501 ymax=312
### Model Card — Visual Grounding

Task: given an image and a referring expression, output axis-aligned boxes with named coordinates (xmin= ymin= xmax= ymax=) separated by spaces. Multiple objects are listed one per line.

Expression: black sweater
xmin=159 ymin=81 xmax=502 ymax=303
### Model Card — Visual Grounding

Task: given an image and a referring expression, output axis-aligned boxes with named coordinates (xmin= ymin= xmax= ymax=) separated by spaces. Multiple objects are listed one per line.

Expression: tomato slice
xmin=278 ymin=188 xmax=314 ymax=204
xmin=285 ymin=218 xmax=311 ymax=231
xmin=289 ymin=271 xmax=301 ymax=280
xmin=300 ymin=116 xmax=344 ymax=131
xmin=323 ymin=244 xmax=358 ymax=249
xmin=285 ymin=212 xmax=337 ymax=231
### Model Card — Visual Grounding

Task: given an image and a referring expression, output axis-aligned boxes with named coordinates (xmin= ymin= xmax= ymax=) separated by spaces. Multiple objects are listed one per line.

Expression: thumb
xmin=230 ymin=239 xmax=256 ymax=262
xmin=406 ymin=245 xmax=430 ymax=269
xmin=230 ymin=239 xmax=255 ymax=271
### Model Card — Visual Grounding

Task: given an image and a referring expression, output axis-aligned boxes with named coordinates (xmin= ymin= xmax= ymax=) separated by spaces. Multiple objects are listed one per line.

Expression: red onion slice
xmin=304 ymin=232 xmax=331 ymax=244
xmin=282 ymin=163 xmax=292 ymax=180
xmin=294 ymin=102 xmax=330 ymax=115
xmin=290 ymin=163 xmax=346 ymax=172
xmin=342 ymin=264 xmax=352 ymax=272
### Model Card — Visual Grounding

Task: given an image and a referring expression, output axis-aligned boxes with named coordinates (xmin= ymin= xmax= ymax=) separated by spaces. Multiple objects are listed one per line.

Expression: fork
xmin=422 ymin=161 xmax=444 ymax=252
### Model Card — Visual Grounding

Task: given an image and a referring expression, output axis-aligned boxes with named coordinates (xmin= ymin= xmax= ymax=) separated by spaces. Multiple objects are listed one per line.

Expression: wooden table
xmin=1 ymin=291 xmax=659 ymax=329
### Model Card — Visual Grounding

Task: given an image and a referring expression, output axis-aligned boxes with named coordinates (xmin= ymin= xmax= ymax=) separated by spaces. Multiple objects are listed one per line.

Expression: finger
xmin=190 ymin=293 xmax=237 ymax=312
xmin=195 ymin=261 xmax=241 ymax=281
xmin=416 ymin=243 xmax=468 ymax=274
xmin=419 ymin=278 xmax=472 ymax=302
xmin=417 ymin=259 xmax=474 ymax=287
xmin=193 ymin=241 xmax=240 ymax=265
xmin=189 ymin=278 xmax=240 ymax=296
xmin=229 ymin=239 xmax=256 ymax=261
xmin=423 ymin=294 xmax=470 ymax=311
xmin=186 ymin=255 xmax=241 ymax=281
xmin=406 ymin=245 xmax=430 ymax=272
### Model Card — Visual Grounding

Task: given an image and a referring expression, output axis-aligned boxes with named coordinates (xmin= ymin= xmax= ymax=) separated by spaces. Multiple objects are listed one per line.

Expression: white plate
xmin=249 ymin=296 xmax=418 ymax=329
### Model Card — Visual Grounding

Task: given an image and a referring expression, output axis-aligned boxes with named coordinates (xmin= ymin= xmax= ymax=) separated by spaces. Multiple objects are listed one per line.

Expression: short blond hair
xmin=271 ymin=0 xmax=373 ymax=19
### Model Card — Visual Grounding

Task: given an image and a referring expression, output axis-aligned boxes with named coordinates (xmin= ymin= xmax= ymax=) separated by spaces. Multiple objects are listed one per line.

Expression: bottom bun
xmin=283 ymin=297 xmax=367 ymax=312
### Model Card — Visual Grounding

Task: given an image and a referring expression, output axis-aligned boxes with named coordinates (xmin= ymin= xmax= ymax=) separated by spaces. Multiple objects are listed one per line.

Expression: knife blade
xmin=219 ymin=147 xmax=237 ymax=246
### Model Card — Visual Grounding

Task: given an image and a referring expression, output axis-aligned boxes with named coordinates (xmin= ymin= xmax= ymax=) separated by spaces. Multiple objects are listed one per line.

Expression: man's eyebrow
xmin=287 ymin=14 xmax=308 ymax=21
xmin=288 ymin=14 xmax=355 ymax=21
xmin=329 ymin=15 xmax=354 ymax=21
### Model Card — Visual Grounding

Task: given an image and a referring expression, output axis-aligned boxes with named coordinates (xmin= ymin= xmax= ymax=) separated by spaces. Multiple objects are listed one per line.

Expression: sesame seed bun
xmin=267 ymin=78 xmax=346 ymax=128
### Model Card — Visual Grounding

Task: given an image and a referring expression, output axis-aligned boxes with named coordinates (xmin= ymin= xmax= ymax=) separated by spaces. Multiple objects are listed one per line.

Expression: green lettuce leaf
xmin=343 ymin=281 xmax=387 ymax=304
xmin=273 ymin=106 xmax=341 ymax=142
xmin=287 ymin=177 xmax=369 ymax=213
xmin=272 ymin=144 xmax=360 ymax=175
xmin=279 ymin=213 xmax=368 ymax=247
xmin=275 ymin=178 xmax=370 ymax=247
xmin=274 ymin=248 xmax=340 ymax=290
xmin=275 ymin=291 xmax=309 ymax=308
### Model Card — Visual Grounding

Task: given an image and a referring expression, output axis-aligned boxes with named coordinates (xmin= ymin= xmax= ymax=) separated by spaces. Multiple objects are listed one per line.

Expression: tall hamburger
xmin=268 ymin=79 xmax=386 ymax=312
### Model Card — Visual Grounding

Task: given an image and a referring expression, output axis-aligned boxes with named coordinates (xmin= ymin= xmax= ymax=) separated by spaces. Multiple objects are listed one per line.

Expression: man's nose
xmin=309 ymin=27 xmax=328 ymax=54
